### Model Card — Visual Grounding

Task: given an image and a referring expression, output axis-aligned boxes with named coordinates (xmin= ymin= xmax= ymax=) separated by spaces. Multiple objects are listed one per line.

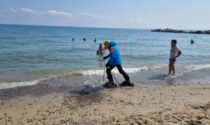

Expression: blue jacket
xmin=106 ymin=41 xmax=122 ymax=66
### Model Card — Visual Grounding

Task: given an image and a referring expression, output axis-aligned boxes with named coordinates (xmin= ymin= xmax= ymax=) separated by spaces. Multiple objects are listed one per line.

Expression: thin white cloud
xmin=9 ymin=8 xmax=108 ymax=19
xmin=9 ymin=8 xmax=17 ymax=13
xmin=20 ymin=8 xmax=40 ymax=15
xmin=9 ymin=8 xmax=73 ymax=17
xmin=47 ymin=10 xmax=72 ymax=17
xmin=7 ymin=8 xmax=112 ymax=27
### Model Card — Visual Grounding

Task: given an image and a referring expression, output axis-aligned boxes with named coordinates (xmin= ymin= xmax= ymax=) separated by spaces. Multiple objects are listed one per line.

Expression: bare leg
xmin=172 ymin=63 xmax=175 ymax=75
xmin=168 ymin=64 xmax=172 ymax=75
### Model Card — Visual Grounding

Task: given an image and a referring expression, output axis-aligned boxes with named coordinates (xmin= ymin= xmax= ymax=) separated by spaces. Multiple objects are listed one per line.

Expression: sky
xmin=0 ymin=0 xmax=210 ymax=30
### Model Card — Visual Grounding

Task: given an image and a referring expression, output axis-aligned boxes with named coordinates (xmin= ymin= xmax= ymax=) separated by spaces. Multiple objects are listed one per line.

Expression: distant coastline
xmin=151 ymin=28 xmax=210 ymax=35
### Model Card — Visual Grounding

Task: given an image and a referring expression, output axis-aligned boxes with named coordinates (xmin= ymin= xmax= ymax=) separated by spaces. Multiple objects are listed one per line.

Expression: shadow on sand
xmin=69 ymin=86 xmax=105 ymax=95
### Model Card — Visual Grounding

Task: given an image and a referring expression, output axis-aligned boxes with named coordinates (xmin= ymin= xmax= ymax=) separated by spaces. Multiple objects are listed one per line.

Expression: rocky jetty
xmin=151 ymin=28 xmax=210 ymax=35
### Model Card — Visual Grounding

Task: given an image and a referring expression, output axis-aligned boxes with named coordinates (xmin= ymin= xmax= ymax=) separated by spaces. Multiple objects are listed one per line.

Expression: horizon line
xmin=0 ymin=23 xmax=208 ymax=31
xmin=0 ymin=23 xmax=150 ymax=30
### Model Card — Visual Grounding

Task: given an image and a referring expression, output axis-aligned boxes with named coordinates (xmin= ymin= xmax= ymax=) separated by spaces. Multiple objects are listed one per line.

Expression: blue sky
xmin=0 ymin=0 xmax=210 ymax=30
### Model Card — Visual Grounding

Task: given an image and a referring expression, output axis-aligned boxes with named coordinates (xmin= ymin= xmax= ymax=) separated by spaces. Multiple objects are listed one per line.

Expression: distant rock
xmin=151 ymin=28 xmax=210 ymax=35
xmin=204 ymin=30 xmax=210 ymax=34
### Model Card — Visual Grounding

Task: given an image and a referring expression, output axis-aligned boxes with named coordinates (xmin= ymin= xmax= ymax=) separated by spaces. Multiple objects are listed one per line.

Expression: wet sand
xmin=0 ymin=83 xmax=210 ymax=125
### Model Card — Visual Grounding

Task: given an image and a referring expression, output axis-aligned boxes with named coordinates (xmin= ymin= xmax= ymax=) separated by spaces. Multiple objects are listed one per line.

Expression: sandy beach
xmin=0 ymin=83 xmax=210 ymax=125
xmin=1 ymin=0 xmax=210 ymax=124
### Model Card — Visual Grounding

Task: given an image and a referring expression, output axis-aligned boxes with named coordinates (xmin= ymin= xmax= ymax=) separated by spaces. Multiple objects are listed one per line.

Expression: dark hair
xmin=171 ymin=39 xmax=177 ymax=44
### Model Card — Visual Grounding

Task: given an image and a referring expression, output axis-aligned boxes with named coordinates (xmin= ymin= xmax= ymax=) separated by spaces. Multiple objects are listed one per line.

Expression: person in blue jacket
xmin=103 ymin=40 xmax=132 ymax=87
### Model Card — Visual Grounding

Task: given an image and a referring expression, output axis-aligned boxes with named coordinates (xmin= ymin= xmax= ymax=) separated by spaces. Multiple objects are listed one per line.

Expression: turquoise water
xmin=1 ymin=24 xmax=210 ymax=89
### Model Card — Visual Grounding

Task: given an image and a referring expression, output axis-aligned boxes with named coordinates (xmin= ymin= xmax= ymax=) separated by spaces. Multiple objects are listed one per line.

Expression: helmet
xmin=104 ymin=40 xmax=110 ymax=49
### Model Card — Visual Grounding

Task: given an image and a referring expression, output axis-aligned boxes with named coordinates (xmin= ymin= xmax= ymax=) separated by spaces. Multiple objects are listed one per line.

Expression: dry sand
xmin=0 ymin=83 xmax=210 ymax=125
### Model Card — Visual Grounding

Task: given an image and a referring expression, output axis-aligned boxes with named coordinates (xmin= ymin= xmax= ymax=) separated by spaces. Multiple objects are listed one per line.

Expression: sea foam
xmin=82 ymin=64 xmax=167 ymax=76
xmin=186 ymin=64 xmax=210 ymax=71
xmin=0 ymin=80 xmax=38 ymax=90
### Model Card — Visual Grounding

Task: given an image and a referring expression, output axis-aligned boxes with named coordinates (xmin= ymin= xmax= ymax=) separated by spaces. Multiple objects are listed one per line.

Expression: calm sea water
xmin=1 ymin=24 xmax=210 ymax=89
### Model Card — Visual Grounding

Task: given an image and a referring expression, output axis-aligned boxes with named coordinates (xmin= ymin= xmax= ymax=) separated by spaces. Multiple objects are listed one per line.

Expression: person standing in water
xmin=94 ymin=38 xmax=97 ymax=42
xmin=103 ymin=40 xmax=132 ymax=87
xmin=96 ymin=43 xmax=104 ymax=55
xmin=168 ymin=40 xmax=182 ymax=75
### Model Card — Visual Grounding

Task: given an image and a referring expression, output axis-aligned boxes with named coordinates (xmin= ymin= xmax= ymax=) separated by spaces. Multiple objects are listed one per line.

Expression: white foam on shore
xmin=82 ymin=64 xmax=167 ymax=76
xmin=0 ymin=80 xmax=38 ymax=90
xmin=1 ymin=64 xmax=210 ymax=90
xmin=81 ymin=63 xmax=210 ymax=76
xmin=186 ymin=64 xmax=210 ymax=71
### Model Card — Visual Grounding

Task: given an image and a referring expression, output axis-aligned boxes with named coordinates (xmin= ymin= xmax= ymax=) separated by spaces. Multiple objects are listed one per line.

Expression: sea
xmin=1 ymin=24 xmax=210 ymax=90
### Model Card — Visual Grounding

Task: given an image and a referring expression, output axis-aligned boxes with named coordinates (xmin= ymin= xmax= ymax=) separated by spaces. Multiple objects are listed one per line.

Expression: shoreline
xmin=1 ymin=83 xmax=210 ymax=124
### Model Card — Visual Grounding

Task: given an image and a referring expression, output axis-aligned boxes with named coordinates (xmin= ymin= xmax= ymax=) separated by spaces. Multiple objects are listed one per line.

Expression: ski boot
xmin=103 ymin=81 xmax=117 ymax=88
xmin=119 ymin=81 xmax=134 ymax=87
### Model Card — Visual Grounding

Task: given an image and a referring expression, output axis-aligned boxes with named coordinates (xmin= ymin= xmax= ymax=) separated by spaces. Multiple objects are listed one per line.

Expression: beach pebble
xmin=60 ymin=120 xmax=67 ymax=124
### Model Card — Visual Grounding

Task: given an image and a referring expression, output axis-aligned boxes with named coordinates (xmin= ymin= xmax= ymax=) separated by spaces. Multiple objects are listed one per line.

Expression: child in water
xmin=168 ymin=40 xmax=182 ymax=75
xmin=96 ymin=43 xmax=104 ymax=55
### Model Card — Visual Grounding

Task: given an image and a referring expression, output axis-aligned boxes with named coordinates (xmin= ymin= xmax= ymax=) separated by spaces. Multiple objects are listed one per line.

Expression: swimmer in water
xmin=83 ymin=37 xmax=86 ymax=41
xmin=191 ymin=39 xmax=195 ymax=44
